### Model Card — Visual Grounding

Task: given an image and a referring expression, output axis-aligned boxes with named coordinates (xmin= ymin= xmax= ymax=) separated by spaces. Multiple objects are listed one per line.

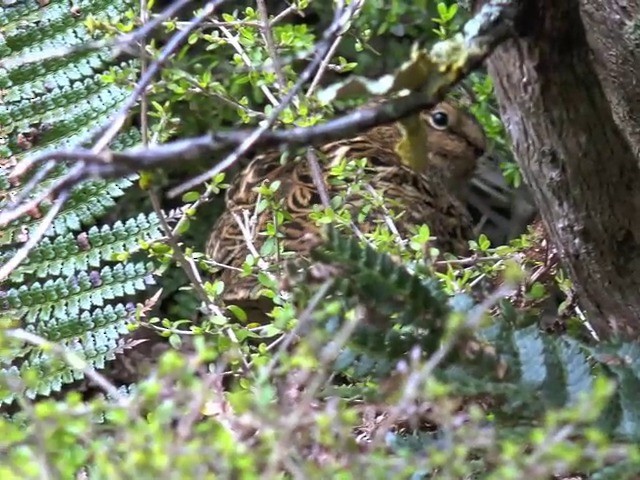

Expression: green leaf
xmin=227 ymin=305 xmax=248 ymax=323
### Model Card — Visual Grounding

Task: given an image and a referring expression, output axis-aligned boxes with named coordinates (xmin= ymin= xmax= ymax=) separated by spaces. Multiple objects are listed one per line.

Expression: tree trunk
xmin=473 ymin=0 xmax=640 ymax=339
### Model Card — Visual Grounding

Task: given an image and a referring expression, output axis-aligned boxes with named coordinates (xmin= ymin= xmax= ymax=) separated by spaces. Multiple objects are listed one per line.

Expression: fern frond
xmin=311 ymin=226 xmax=451 ymax=328
xmin=3 ymin=261 xmax=155 ymax=326
xmin=2 ymin=213 xmax=162 ymax=281
xmin=0 ymin=321 xmax=130 ymax=403
xmin=301 ymin=227 xmax=469 ymax=378
xmin=305 ymin=228 xmax=640 ymax=441
xmin=0 ymin=0 xmax=166 ymax=404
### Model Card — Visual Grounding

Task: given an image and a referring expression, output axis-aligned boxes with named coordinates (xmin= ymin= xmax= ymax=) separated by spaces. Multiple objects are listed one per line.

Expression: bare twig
xmin=306 ymin=148 xmax=369 ymax=243
xmin=370 ymin=281 xmax=517 ymax=447
xmin=256 ymin=0 xmax=287 ymax=91
xmin=434 ymin=254 xmax=504 ymax=267
xmin=305 ymin=149 xmax=331 ymax=208
xmin=3 ymin=161 xmax=56 ymax=213
xmin=94 ymin=0 xmax=228 ymax=152
xmin=167 ymin=0 xmax=364 ymax=197
xmin=0 ymin=191 xmax=69 ymax=281
xmin=14 ymin=392 xmax=60 ymax=478
xmin=271 ymin=5 xmax=303 ymax=25
xmin=306 ymin=0 xmax=361 ymax=96
xmin=218 ymin=25 xmax=280 ymax=107
xmin=264 ymin=278 xmax=334 ymax=375
xmin=149 ymin=192 xmax=213 ymax=312
xmin=6 ymin=328 xmax=125 ymax=403
xmin=364 ymin=183 xmax=406 ymax=249
xmin=139 ymin=0 xmax=151 ymax=146
xmin=264 ymin=303 xmax=363 ymax=477
xmin=229 ymin=210 xmax=276 ymax=290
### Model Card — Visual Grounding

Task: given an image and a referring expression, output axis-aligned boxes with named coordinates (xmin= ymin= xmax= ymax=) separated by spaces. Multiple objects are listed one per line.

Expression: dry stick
xmin=271 ymin=4 xmax=302 ymax=25
xmin=263 ymin=306 xmax=363 ymax=478
xmin=434 ymin=254 xmax=504 ymax=267
xmin=175 ymin=372 xmax=226 ymax=441
xmin=264 ymin=278 xmax=335 ymax=375
xmin=3 ymin=160 xmax=56 ymax=214
xmin=306 ymin=149 xmax=331 ymax=207
xmin=14 ymin=392 xmax=59 ymax=479
xmin=0 ymin=190 xmax=69 ymax=281
xmin=149 ymin=192 xmax=212 ymax=312
xmin=181 ymin=74 xmax=266 ymax=117
xmin=306 ymin=0 xmax=360 ymax=96
xmin=305 ymin=149 xmax=369 ymax=243
xmin=256 ymin=0 xmax=287 ymax=91
xmin=139 ymin=0 xmax=151 ymax=147
xmin=150 ymin=193 xmax=251 ymax=371
xmin=0 ymin=176 xmax=59 ymax=227
xmin=229 ymin=209 xmax=279 ymax=296
xmin=364 ymin=183 xmax=406 ymax=249
xmin=9 ymin=150 xmax=101 ymax=184
xmin=168 ymin=1 xmax=363 ymax=198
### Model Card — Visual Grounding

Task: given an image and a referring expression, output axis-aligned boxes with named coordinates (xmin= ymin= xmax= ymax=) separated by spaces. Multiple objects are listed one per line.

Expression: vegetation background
xmin=1 ymin=1 xmax=639 ymax=478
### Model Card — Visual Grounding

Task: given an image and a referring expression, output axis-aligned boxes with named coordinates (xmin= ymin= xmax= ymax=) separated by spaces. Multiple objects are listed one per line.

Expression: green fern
xmin=311 ymin=226 xmax=452 ymax=328
xmin=0 ymin=0 xmax=163 ymax=405
xmin=305 ymin=227 xmax=640 ymax=442
xmin=1 ymin=212 xmax=161 ymax=281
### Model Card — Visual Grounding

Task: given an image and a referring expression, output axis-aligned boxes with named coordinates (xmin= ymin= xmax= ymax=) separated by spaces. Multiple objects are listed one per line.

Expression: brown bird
xmin=206 ymin=101 xmax=487 ymax=314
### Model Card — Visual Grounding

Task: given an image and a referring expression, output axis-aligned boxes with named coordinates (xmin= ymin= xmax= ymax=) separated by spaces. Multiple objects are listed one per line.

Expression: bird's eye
xmin=429 ymin=111 xmax=449 ymax=130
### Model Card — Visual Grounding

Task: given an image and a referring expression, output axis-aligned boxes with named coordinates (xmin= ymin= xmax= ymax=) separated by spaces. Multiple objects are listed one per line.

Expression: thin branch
xmin=264 ymin=278 xmax=334 ymax=376
xmin=139 ymin=0 xmax=151 ymax=146
xmin=0 ymin=163 xmax=84 ymax=228
xmin=305 ymin=149 xmax=331 ymax=208
xmin=256 ymin=0 xmax=288 ymax=91
xmin=14 ymin=392 xmax=60 ymax=479
xmin=149 ymin=191 xmax=214 ymax=313
xmin=306 ymin=0 xmax=361 ymax=96
xmin=93 ymin=0 xmax=228 ymax=152
xmin=364 ymin=183 xmax=406 ymax=249
xmin=3 ymin=161 xmax=56 ymax=213
xmin=0 ymin=191 xmax=69 ymax=281
xmin=370 ymin=281 xmax=517 ymax=448
xmin=167 ymin=1 xmax=363 ymax=198
xmin=218 ymin=24 xmax=280 ymax=106
xmin=6 ymin=328 xmax=125 ymax=404
xmin=271 ymin=5 xmax=303 ymax=25
xmin=306 ymin=148 xmax=368 ymax=243
xmin=434 ymin=254 xmax=504 ymax=267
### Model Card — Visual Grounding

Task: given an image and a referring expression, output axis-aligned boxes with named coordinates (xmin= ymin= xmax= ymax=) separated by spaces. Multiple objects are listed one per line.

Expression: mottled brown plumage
xmin=206 ymin=102 xmax=486 ymax=308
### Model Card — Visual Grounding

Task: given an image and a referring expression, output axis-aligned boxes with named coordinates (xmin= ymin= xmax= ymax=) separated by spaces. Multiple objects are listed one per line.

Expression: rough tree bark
xmin=473 ymin=0 xmax=640 ymax=339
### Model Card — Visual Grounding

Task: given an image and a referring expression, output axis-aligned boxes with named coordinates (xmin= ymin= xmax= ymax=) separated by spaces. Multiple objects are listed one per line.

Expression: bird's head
xmin=394 ymin=101 xmax=487 ymax=198
xmin=421 ymin=102 xmax=487 ymax=187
